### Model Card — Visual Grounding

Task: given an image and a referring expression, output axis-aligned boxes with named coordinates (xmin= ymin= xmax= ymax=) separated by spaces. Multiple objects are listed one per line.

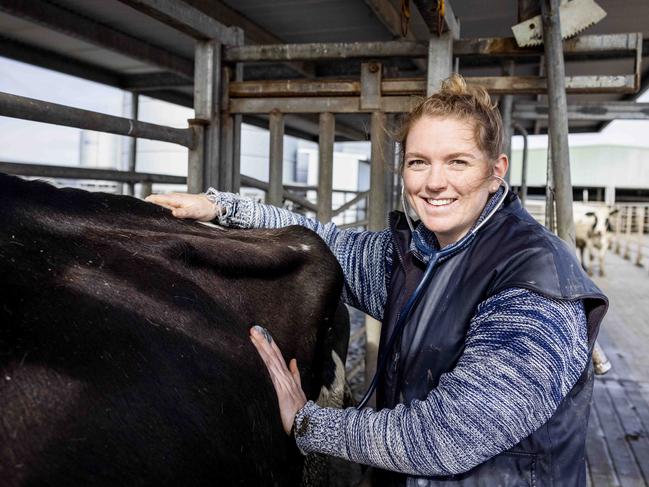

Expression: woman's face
xmin=402 ymin=116 xmax=508 ymax=248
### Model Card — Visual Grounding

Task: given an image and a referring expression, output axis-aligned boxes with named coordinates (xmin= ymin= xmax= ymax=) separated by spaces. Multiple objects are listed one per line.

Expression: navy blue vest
xmin=375 ymin=192 xmax=608 ymax=486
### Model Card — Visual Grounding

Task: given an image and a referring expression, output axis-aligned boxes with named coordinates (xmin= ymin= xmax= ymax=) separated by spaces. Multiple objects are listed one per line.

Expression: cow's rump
xmin=0 ymin=174 xmax=348 ymax=486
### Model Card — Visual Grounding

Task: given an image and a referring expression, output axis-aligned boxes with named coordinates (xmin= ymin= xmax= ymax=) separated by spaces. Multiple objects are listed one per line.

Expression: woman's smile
xmin=422 ymin=197 xmax=458 ymax=208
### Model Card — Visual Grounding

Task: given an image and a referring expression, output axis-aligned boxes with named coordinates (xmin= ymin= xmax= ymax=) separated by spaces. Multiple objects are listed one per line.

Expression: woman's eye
xmin=406 ymin=159 xmax=425 ymax=167
xmin=449 ymin=159 xmax=468 ymax=166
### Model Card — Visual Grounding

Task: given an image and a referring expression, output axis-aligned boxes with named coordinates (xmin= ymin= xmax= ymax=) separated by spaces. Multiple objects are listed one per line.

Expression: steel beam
xmin=224 ymin=33 xmax=641 ymax=63
xmin=230 ymin=75 xmax=636 ymax=102
xmin=0 ymin=91 xmax=194 ymax=147
xmin=413 ymin=0 xmax=459 ymax=39
xmin=0 ymin=0 xmax=194 ymax=78
xmin=225 ymin=41 xmax=427 ymax=62
xmin=542 ymin=0 xmax=575 ymax=247
xmin=454 ymin=32 xmax=642 ymax=59
xmin=317 ymin=112 xmax=335 ymax=222
xmin=363 ymin=0 xmax=427 ymax=71
xmin=121 ymin=72 xmax=192 ymax=91
xmin=118 ymin=0 xmax=238 ymax=44
xmin=514 ymin=102 xmax=649 ymax=120
xmin=268 ymin=111 xmax=285 ymax=206
xmin=0 ymin=161 xmax=186 ymax=185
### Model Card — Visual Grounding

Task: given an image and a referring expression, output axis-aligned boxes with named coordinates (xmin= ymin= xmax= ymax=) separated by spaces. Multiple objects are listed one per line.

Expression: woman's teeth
xmin=427 ymin=198 xmax=455 ymax=207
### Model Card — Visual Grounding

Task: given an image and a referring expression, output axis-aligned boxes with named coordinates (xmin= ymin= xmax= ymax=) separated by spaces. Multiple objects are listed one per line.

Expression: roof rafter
xmin=0 ymin=0 xmax=194 ymax=78
xmin=180 ymin=0 xmax=315 ymax=78
xmin=363 ymin=0 xmax=427 ymax=71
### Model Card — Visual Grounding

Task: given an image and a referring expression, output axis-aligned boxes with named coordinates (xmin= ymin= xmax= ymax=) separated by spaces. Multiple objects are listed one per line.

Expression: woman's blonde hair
xmin=397 ymin=74 xmax=504 ymax=171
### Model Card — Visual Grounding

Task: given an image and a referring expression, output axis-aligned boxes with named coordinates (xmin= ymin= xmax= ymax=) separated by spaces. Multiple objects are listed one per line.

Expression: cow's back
xmin=0 ymin=174 xmax=346 ymax=486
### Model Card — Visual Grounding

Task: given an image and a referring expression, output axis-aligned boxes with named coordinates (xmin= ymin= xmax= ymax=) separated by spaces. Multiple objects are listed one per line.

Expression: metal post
xmin=268 ymin=110 xmax=284 ymax=206
xmin=193 ymin=40 xmax=221 ymax=192
xmin=187 ymin=120 xmax=206 ymax=194
xmin=219 ymin=28 xmax=244 ymax=194
xmin=317 ymin=112 xmax=335 ymax=222
xmin=541 ymin=0 xmax=576 ymax=247
xmin=219 ymin=66 xmax=235 ymax=193
xmin=636 ymin=206 xmax=646 ymax=267
xmin=624 ymin=206 xmax=632 ymax=260
xmin=140 ymin=181 xmax=153 ymax=199
xmin=501 ymin=61 xmax=514 ymax=184
xmin=427 ymin=33 xmax=453 ymax=95
xmin=384 ymin=114 xmax=398 ymax=214
xmin=364 ymin=110 xmax=388 ymax=407
xmin=512 ymin=121 xmax=528 ymax=206
xmin=125 ymin=91 xmax=139 ymax=196
xmin=614 ymin=207 xmax=622 ymax=254
xmin=232 ymin=61 xmax=244 ymax=193
xmin=545 ymin=140 xmax=555 ymax=232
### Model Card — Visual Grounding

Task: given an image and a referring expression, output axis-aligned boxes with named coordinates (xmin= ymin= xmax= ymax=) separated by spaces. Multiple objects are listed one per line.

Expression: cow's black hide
xmin=0 ymin=173 xmax=348 ymax=487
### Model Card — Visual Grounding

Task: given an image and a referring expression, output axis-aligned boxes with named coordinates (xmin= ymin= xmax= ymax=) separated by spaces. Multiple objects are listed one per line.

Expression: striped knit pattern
xmin=293 ymin=288 xmax=588 ymax=477
xmin=207 ymin=188 xmax=589 ymax=477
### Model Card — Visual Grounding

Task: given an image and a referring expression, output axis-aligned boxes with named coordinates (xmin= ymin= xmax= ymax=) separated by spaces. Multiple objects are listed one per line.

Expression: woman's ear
xmin=493 ymin=154 xmax=509 ymax=180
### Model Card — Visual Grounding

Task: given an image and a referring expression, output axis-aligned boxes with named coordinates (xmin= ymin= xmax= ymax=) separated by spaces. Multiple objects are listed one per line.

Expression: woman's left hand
xmin=249 ymin=325 xmax=307 ymax=435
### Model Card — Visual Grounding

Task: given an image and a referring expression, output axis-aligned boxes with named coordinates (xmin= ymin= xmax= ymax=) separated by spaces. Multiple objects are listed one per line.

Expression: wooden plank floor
xmin=588 ymin=250 xmax=649 ymax=486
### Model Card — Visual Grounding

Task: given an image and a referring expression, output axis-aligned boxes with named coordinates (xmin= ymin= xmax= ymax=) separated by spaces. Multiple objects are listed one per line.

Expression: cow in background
xmin=574 ymin=204 xmax=618 ymax=277
xmin=0 ymin=173 xmax=349 ymax=487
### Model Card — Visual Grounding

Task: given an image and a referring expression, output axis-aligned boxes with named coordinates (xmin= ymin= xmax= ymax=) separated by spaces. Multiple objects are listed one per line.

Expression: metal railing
xmin=612 ymin=204 xmax=649 ymax=269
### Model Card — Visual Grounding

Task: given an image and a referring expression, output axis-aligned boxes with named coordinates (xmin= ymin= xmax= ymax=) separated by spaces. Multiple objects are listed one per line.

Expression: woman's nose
xmin=424 ymin=164 xmax=447 ymax=192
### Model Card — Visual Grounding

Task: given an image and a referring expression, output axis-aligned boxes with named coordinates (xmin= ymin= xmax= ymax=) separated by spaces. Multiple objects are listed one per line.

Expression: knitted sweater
xmin=206 ymin=188 xmax=588 ymax=477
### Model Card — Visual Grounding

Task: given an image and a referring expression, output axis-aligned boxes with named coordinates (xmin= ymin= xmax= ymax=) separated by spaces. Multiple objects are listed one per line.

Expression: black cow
xmin=0 ymin=173 xmax=349 ymax=486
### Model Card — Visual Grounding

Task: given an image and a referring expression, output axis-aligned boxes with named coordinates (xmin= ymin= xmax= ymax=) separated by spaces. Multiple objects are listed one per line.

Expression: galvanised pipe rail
xmin=0 ymin=91 xmax=195 ymax=149
xmin=0 ymin=161 xmax=186 ymax=185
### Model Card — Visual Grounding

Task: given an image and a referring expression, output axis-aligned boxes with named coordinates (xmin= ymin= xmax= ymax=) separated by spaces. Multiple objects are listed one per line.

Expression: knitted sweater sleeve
xmin=292 ymin=287 xmax=589 ymax=477
xmin=206 ymin=189 xmax=392 ymax=320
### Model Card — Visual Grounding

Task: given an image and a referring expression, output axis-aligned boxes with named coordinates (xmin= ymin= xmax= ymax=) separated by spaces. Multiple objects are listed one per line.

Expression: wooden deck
xmin=588 ymin=250 xmax=649 ymax=486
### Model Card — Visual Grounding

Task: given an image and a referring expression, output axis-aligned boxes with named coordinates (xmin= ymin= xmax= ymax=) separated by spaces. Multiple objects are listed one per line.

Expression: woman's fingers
xmin=145 ymin=193 xmax=217 ymax=221
xmin=145 ymin=194 xmax=182 ymax=210
xmin=289 ymin=359 xmax=302 ymax=388
xmin=249 ymin=326 xmax=307 ymax=434
xmin=250 ymin=327 xmax=291 ymax=386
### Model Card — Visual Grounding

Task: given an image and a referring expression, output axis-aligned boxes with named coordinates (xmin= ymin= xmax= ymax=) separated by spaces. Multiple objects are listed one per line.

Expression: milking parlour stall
xmin=1 ymin=0 xmax=649 ymax=486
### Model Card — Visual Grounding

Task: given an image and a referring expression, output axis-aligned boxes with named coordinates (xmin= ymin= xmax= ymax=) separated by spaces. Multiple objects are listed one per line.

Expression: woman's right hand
xmin=145 ymin=193 xmax=219 ymax=222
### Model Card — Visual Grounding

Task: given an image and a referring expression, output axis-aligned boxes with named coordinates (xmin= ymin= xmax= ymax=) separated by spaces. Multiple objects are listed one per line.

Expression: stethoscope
xmin=356 ymin=175 xmax=509 ymax=410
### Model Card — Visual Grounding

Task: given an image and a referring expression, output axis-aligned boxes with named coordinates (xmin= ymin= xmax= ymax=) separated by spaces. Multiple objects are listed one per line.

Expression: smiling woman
xmin=402 ymin=116 xmax=507 ymax=247
xmin=147 ymin=74 xmax=608 ymax=487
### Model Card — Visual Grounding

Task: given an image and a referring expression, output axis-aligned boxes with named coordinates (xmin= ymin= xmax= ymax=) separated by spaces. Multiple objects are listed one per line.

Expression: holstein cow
xmin=574 ymin=204 xmax=618 ymax=277
xmin=0 ymin=173 xmax=349 ymax=487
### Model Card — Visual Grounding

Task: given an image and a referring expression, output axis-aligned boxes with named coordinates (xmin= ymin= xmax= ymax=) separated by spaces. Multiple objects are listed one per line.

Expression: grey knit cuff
xmin=294 ymin=400 xmax=348 ymax=460
xmin=205 ymin=187 xmax=255 ymax=228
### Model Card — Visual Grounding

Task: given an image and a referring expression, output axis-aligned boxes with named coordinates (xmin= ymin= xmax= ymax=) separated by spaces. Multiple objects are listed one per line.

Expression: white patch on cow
xmin=196 ymin=221 xmax=225 ymax=230
xmin=316 ymin=350 xmax=346 ymax=408
xmin=288 ymin=244 xmax=312 ymax=252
